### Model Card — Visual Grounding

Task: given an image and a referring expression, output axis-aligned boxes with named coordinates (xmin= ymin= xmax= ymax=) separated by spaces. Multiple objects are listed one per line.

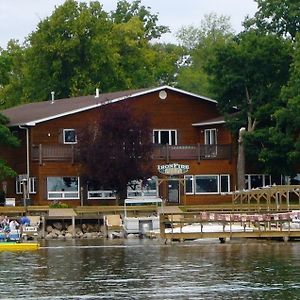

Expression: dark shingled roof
xmin=1 ymin=88 xmax=148 ymax=126
xmin=1 ymin=86 xmax=217 ymax=127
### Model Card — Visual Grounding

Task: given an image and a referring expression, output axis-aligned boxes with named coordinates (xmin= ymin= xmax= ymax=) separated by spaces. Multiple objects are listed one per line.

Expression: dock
xmin=159 ymin=210 xmax=300 ymax=242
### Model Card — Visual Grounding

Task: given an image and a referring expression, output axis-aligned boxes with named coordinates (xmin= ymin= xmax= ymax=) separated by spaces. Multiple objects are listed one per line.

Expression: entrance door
xmin=168 ymin=180 xmax=180 ymax=203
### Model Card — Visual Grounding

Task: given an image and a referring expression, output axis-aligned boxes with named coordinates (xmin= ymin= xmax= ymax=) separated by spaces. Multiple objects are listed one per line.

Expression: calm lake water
xmin=0 ymin=238 xmax=300 ymax=299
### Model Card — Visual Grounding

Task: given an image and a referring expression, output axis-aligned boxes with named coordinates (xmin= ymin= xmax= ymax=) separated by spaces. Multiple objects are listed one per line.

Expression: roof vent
xmin=159 ymin=90 xmax=167 ymax=100
xmin=95 ymin=88 xmax=100 ymax=98
xmin=51 ymin=91 xmax=55 ymax=104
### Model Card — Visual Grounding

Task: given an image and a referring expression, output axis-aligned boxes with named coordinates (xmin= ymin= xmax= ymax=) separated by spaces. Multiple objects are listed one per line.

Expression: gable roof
xmin=1 ymin=85 xmax=217 ymax=127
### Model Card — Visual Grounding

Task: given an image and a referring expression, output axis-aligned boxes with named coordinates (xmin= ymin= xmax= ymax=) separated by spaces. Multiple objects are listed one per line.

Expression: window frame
xmin=47 ymin=176 xmax=80 ymax=200
xmin=195 ymin=174 xmax=219 ymax=194
xmin=220 ymin=174 xmax=230 ymax=193
xmin=16 ymin=176 xmax=37 ymax=194
xmin=63 ymin=129 xmax=77 ymax=144
xmin=204 ymin=128 xmax=217 ymax=145
xmin=184 ymin=175 xmax=194 ymax=195
xmin=153 ymin=129 xmax=177 ymax=145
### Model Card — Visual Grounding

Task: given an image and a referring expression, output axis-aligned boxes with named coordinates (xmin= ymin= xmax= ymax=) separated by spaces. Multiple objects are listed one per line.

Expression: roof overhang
xmin=192 ymin=120 xmax=225 ymax=127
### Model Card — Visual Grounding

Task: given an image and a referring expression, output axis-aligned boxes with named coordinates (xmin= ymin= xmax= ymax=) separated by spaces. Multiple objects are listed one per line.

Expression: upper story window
xmin=153 ymin=129 xmax=177 ymax=145
xmin=204 ymin=129 xmax=217 ymax=145
xmin=63 ymin=129 xmax=77 ymax=144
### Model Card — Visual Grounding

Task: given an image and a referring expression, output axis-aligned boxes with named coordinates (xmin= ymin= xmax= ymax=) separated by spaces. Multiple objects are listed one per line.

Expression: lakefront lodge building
xmin=0 ymin=86 xmax=272 ymax=207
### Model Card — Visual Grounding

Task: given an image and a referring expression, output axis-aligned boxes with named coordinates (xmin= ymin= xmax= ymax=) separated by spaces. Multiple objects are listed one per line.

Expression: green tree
xmin=0 ymin=41 xmax=27 ymax=108
xmin=110 ymin=0 xmax=169 ymax=40
xmin=206 ymin=31 xmax=293 ymax=175
xmin=268 ymin=34 xmax=300 ymax=176
xmin=0 ymin=0 xmax=177 ymax=105
xmin=244 ymin=0 xmax=300 ymax=40
xmin=0 ymin=113 xmax=20 ymax=181
xmin=176 ymin=13 xmax=234 ymax=96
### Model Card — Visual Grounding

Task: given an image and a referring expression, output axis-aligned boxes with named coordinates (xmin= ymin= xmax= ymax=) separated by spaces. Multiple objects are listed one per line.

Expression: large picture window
xmin=63 ymin=129 xmax=77 ymax=144
xmin=127 ymin=177 xmax=158 ymax=198
xmin=195 ymin=175 xmax=219 ymax=194
xmin=245 ymin=174 xmax=271 ymax=189
xmin=47 ymin=177 xmax=79 ymax=200
xmin=153 ymin=129 xmax=177 ymax=145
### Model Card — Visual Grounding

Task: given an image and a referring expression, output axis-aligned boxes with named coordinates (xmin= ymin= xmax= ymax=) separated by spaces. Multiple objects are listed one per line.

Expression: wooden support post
xmin=42 ymin=216 xmax=45 ymax=239
xmin=72 ymin=216 xmax=75 ymax=238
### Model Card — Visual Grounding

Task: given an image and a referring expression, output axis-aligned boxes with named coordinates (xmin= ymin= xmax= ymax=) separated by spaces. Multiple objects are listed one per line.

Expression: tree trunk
xmin=237 ymin=127 xmax=246 ymax=190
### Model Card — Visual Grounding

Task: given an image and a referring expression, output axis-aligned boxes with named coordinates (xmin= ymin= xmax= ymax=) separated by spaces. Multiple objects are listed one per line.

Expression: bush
xmin=49 ymin=201 xmax=69 ymax=208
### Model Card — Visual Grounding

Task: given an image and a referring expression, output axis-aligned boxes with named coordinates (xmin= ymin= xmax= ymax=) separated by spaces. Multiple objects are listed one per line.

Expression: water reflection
xmin=0 ymin=239 xmax=300 ymax=299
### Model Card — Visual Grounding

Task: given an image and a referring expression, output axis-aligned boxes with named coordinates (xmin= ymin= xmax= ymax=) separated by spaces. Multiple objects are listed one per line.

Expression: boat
xmin=123 ymin=197 xmax=163 ymax=235
xmin=0 ymin=230 xmax=40 ymax=251
xmin=0 ymin=242 xmax=40 ymax=251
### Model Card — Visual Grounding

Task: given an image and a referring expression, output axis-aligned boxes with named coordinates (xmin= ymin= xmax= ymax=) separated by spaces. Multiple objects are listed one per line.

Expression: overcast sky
xmin=0 ymin=0 xmax=257 ymax=48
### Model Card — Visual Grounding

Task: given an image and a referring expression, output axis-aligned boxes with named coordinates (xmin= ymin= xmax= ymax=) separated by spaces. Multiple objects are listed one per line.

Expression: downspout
xmin=19 ymin=125 xmax=30 ymax=199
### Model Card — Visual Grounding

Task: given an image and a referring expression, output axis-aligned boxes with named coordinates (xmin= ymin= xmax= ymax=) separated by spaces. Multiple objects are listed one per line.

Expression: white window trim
xmin=87 ymin=190 xmax=116 ymax=200
xmin=153 ymin=129 xmax=177 ymax=145
xmin=63 ymin=129 xmax=77 ymax=144
xmin=245 ymin=174 xmax=271 ymax=190
xmin=194 ymin=174 xmax=219 ymax=195
xmin=184 ymin=175 xmax=194 ymax=195
xmin=47 ymin=177 xmax=80 ymax=200
xmin=220 ymin=174 xmax=230 ymax=193
xmin=16 ymin=176 xmax=37 ymax=194
xmin=204 ymin=128 xmax=217 ymax=145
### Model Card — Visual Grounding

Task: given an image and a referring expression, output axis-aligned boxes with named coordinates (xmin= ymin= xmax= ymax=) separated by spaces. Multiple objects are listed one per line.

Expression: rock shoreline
xmin=33 ymin=222 xmax=125 ymax=240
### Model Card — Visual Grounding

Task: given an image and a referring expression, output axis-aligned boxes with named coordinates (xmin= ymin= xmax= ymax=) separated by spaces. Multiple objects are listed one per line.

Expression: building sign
xmin=158 ymin=163 xmax=189 ymax=175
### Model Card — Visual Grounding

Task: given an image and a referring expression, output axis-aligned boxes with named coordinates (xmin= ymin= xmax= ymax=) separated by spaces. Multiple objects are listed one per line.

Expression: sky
xmin=0 ymin=0 xmax=257 ymax=48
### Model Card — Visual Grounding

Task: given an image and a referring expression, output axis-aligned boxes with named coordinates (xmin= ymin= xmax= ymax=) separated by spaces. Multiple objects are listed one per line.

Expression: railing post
xmin=197 ymin=143 xmax=201 ymax=162
xmin=39 ymin=144 xmax=42 ymax=165
xmin=71 ymin=145 xmax=74 ymax=164
xmin=166 ymin=144 xmax=169 ymax=163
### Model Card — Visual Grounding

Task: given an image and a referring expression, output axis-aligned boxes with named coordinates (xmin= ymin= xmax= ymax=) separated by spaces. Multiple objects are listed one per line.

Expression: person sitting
xmin=19 ymin=215 xmax=30 ymax=227
xmin=9 ymin=219 xmax=19 ymax=231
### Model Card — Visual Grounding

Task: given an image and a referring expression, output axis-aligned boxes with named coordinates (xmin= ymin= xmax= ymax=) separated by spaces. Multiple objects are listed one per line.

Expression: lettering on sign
xmin=157 ymin=163 xmax=189 ymax=175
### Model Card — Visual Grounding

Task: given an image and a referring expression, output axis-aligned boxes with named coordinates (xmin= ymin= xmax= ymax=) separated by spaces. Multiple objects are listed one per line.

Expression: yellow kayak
xmin=0 ymin=242 xmax=40 ymax=251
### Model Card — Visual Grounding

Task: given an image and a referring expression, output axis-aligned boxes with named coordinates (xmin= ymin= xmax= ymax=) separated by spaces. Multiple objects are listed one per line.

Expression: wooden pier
xmin=159 ymin=210 xmax=300 ymax=242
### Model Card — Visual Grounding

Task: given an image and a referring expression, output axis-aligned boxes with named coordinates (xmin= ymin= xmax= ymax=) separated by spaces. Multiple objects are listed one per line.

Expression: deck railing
xmin=31 ymin=143 xmax=232 ymax=163
xmin=152 ymin=144 xmax=232 ymax=161
xmin=31 ymin=144 xmax=76 ymax=164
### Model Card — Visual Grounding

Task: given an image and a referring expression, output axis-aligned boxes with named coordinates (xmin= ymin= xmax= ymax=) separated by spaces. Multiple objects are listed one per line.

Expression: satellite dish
xmin=159 ymin=90 xmax=167 ymax=100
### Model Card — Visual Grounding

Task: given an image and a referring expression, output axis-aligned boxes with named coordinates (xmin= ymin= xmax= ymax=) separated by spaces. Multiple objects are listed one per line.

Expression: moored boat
xmin=0 ymin=242 xmax=40 ymax=251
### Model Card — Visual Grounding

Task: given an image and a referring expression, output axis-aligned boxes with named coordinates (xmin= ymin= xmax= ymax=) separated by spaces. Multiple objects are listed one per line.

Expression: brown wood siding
xmin=2 ymin=89 xmax=237 ymax=206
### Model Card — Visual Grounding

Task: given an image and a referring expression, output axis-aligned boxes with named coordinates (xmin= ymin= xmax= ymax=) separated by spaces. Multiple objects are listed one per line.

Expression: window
xmin=220 ymin=175 xmax=230 ymax=193
xmin=127 ymin=177 xmax=158 ymax=198
xmin=245 ymin=174 xmax=271 ymax=189
xmin=88 ymin=190 xmax=116 ymax=200
xmin=184 ymin=175 xmax=194 ymax=194
xmin=63 ymin=129 xmax=77 ymax=144
xmin=87 ymin=182 xmax=116 ymax=200
xmin=16 ymin=176 xmax=37 ymax=194
xmin=153 ymin=130 xmax=177 ymax=145
xmin=195 ymin=175 xmax=219 ymax=194
xmin=204 ymin=129 xmax=217 ymax=145
xmin=204 ymin=129 xmax=217 ymax=157
xmin=47 ymin=177 xmax=79 ymax=200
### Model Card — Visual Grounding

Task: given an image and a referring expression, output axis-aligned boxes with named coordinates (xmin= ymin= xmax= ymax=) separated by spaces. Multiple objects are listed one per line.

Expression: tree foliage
xmin=77 ymin=105 xmax=153 ymax=201
xmin=176 ymin=13 xmax=234 ymax=96
xmin=205 ymin=31 xmax=293 ymax=174
xmin=0 ymin=0 xmax=179 ymax=106
xmin=0 ymin=113 xmax=20 ymax=181
xmin=244 ymin=0 xmax=300 ymax=40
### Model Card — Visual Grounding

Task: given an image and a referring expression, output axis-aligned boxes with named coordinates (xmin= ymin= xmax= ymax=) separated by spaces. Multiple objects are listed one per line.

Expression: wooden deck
xmin=159 ymin=210 xmax=300 ymax=242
